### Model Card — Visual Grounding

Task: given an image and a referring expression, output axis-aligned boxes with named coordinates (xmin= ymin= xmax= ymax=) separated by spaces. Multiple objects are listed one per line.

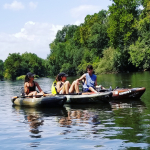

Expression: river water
xmin=0 ymin=72 xmax=150 ymax=150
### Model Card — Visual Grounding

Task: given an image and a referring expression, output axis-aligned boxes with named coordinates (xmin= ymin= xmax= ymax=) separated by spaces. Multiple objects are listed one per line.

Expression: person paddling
xmin=24 ymin=72 xmax=44 ymax=97
xmin=76 ymin=65 xmax=99 ymax=93
xmin=56 ymin=72 xmax=79 ymax=94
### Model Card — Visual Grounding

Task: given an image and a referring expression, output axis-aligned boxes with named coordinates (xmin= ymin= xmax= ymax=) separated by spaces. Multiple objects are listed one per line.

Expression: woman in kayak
xmin=56 ymin=72 xmax=79 ymax=94
xmin=24 ymin=72 xmax=44 ymax=97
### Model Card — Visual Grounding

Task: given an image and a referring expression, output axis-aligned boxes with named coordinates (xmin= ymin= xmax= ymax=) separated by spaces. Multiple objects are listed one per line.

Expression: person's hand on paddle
xmin=41 ymin=91 xmax=45 ymax=96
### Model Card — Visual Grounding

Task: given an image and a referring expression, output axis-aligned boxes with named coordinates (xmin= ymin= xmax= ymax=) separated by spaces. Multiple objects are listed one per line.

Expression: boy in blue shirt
xmin=77 ymin=65 xmax=98 ymax=93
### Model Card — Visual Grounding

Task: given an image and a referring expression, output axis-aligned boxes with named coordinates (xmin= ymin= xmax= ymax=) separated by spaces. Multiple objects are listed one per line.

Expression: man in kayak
xmin=24 ymin=72 xmax=44 ymax=97
xmin=56 ymin=72 xmax=80 ymax=94
xmin=76 ymin=65 xmax=98 ymax=93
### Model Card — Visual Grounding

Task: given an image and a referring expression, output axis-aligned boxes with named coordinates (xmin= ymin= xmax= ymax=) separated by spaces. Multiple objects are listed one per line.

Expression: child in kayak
xmin=24 ymin=72 xmax=44 ymax=97
xmin=76 ymin=65 xmax=99 ymax=93
xmin=56 ymin=72 xmax=80 ymax=94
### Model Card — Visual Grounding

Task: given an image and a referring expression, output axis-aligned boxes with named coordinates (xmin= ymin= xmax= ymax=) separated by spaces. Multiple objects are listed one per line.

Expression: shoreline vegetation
xmin=16 ymin=75 xmax=39 ymax=80
xmin=0 ymin=0 xmax=150 ymax=80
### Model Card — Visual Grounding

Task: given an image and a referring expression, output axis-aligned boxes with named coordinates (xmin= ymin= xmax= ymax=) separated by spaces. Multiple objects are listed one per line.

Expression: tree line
xmin=0 ymin=52 xmax=46 ymax=80
xmin=1 ymin=0 xmax=150 ymax=80
xmin=46 ymin=0 xmax=150 ymax=76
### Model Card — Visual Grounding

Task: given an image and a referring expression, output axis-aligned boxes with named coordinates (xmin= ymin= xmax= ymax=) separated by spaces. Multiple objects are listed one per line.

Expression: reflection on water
xmin=58 ymin=109 xmax=101 ymax=128
xmin=27 ymin=114 xmax=44 ymax=135
xmin=1 ymin=72 xmax=150 ymax=149
xmin=11 ymin=100 xmax=148 ymax=149
xmin=13 ymin=106 xmax=68 ymax=137
xmin=110 ymin=99 xmax=145 ymax=110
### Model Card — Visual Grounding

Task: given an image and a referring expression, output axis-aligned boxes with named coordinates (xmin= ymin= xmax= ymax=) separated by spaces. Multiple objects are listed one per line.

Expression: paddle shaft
xmin=12 ymin=93 xmax=54 ymax=99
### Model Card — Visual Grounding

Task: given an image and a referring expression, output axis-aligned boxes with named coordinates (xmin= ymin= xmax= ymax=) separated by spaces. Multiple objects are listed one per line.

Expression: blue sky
xmin=0 ymin=0 xmax=112 ymax=61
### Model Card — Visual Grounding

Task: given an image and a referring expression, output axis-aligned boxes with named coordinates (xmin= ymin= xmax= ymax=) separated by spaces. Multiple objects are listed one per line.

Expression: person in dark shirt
xmin=24 ymin=72 xmax=44 ymax=97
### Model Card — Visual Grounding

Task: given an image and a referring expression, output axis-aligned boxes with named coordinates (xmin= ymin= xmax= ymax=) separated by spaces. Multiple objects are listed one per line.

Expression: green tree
xmin=4 ymin=53 xmax=22 ymax=80
xmin=80 ymin=10 xmax=109 ymax=56
xmin=4 ymin=52 xmax=46 ymax=80
xmin=0 ymin=60 xmax=4 ymax=80
xmin=129 ymin=0 xmax=150 ymax=70
xmin=21 ymin=52 xmax=46 ymax=77
xmin=48 ymin=25 xmax=80 ymax=76
xmin=107 ymin=0 xmax=140 ymax=49
xmin=55 ymin=25 xmax=78 ymax=43
xmin=47 ymin=10 xmax=110 ymax=76
xmin=96 ymin=47 xmax=117 ymax=74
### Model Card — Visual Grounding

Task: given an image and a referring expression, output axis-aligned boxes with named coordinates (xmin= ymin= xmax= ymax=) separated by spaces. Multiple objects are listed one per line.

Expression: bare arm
xmin=24 ymin=82 xmax=29 ymax=94
xmin=56 ymin=82 xmax=64 ymax=93
xmin=35 ymin=82 xmax=44 ymax=94
xmin=77 ymin=74 xmax=86 ymax=82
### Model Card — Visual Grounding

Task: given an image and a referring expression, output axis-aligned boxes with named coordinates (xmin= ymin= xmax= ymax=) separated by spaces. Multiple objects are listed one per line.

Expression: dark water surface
xmin=0 ymin=72 xmax=150 ymax=150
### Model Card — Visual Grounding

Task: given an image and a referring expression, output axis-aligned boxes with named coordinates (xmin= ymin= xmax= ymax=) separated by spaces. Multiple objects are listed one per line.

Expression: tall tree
xmin=107 ymin=0 xmax=140 ymax=49
xmin=129 ymin=0 xmax=150 ymax=70
xmin=0 ymin=60 xmax=4 ymax=80
xmin=4 ymin=52 xmax=46 ymax=80
xmin=21 ymin=52 xmax=46 ymax=77
xmin=80 ymin=10 xmax=109 ymax=56
xmin=48 ymin=25 xmax=79 ymax=76
xmin=4 ymin=53 xmax=22 ymax=80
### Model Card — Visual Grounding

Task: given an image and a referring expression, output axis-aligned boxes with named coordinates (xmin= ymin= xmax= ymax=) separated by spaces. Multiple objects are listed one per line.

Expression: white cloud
xmin=3 ymin=0 xmax=24 ymax=11
xmin=71 ymin=5 xmax=101 ymax=25
xmin=29 ymin=1 xmax=38 ymax=10
xmin=0 ymin=22 xmax=63 ymax=61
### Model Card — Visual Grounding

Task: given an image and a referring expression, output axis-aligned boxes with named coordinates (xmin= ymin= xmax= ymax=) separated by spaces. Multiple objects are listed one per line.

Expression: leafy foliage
xmin=0 ymin=60 xmax=4 ymax=80
xmin=96 ymin=47 xmax=117 ymax=74
xmin=4 ymin=53 xmax=23 ymax=80
xmin=129 ymin=0 xmax=150 ymax=70
xmin=46 ymin=2 xmax=150 ymax=75
xmin=4 ymin=52 xmax=46 ymax=80
xmin=107 ymin=0 xmax=140 ymax=49
xmin=47 ymin=10 xmax=110 ymax=76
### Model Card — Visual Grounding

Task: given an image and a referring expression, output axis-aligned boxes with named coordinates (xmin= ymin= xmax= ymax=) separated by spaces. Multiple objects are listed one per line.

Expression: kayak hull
xmin=64 ymin=91 xmax=112 ymax=104
xmin=11 ymin=95 xmax=67 ymax=107
xmin=112 ymin=87 xmax=146 ymax=100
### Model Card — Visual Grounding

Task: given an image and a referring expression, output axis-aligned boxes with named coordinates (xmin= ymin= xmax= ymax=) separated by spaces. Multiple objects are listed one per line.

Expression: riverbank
xmin=0 ymin=69 xmax=149 ymax=81
xmin=16 ymin=75 xmax=40 ymax=80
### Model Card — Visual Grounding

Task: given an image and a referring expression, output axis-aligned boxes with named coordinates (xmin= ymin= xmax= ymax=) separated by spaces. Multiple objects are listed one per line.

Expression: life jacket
xmin=51 ymin=80 xmax=57 ymax=94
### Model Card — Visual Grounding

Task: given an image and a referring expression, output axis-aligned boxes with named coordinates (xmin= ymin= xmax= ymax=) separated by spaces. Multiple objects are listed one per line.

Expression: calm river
xmin=0 ymin=71 xmax=150 ymax=150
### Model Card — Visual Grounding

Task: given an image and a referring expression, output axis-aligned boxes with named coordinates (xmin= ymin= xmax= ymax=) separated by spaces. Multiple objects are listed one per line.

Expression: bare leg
xmin=62 ymin=81 xmax=70 ymax=94
xmin=74 ymin=81 xmax=79 ymax=93
xmin=37 ymin=92 xmax=44 ymax=96
xmin=69 ymin=80 xmax=79 ymax=93
xmin=28 ymin=91 xmax=37 ymax=97
xmin=88 ymin=87 xmax=97 ymax=93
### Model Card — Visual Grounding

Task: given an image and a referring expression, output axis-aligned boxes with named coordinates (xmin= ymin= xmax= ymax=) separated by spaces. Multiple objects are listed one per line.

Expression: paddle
xmin=12 ymin=93 xmax=54 ymax=99
xmin=11 ymin=94 xmax=55 ymax=104
xmin=96 ymin=86 xmax=113 ymax=92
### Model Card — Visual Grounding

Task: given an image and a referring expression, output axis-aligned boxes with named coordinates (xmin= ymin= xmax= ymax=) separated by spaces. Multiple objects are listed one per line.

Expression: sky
xmin=0 ymin=0 xmax=113 ymax=61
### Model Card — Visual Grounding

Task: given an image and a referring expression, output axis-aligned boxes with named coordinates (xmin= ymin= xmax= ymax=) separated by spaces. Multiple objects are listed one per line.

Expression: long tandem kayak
xmin=112 ymin=87 xmax=146 ymax=100
xmin=63 ymin=91 xmax=112 ymax=104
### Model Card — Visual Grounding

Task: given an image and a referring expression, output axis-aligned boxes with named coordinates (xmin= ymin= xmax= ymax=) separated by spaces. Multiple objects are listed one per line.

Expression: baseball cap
xmin=58 ymin=72 xmax=68 ymax=77
xmin=26 ymin=72 xmax=35 ymax=77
